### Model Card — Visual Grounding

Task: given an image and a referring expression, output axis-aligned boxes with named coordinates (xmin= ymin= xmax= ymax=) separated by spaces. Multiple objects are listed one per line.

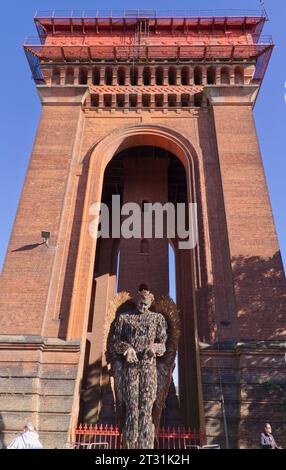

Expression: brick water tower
xmin=0 ymin=9 xmax=286 ymax=449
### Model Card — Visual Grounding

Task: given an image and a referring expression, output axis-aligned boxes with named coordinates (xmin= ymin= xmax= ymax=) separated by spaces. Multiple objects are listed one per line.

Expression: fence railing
xmin=68 ymin=423 xmax=206 ymax=449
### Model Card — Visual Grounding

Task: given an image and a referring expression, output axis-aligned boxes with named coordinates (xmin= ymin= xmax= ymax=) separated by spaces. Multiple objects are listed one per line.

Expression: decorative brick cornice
xmin=200 ymin=339 xmax=286 ymax=353
xmin=0 ymin=335 xmax=81 ymax=352
xmin=89 ymin=84 xmax=204 ymax=94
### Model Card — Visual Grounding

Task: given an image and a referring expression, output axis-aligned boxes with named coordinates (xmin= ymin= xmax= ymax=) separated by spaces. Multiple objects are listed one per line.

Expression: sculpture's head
xmin=136 ymin=289 xmax=154 ymax=314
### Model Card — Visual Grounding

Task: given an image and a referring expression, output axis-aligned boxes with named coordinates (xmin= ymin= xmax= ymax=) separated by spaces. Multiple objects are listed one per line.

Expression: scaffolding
xmin=24 ymin=10 xmax=273 ymax=84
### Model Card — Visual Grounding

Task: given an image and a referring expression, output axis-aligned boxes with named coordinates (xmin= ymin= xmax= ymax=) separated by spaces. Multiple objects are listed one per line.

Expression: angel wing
xmin=151 ymin=295 xmax=181 ymax=432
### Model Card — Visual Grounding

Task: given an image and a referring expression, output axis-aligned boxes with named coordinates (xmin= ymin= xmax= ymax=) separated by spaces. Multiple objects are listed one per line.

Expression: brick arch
xmin=67 ymin=123 xmax=206 ymax=432
xmin=68 ymin=124 xmax=201 ymax=340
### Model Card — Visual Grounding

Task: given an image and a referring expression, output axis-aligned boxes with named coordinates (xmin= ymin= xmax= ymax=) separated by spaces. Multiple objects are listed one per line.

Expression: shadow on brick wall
xmin=232 ymin=251 xmax=286 ymax=340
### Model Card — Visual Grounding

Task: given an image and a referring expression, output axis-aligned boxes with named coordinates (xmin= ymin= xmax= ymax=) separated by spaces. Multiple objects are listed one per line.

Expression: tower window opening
xmin=105 ymin=67 xmax=113 ymax=85
xmin=92 ymin=67 xmax=100 ymax=85
xmin=207 ymin=66 xmax=216 ymax=85
xmin=142 ymin=94 xmax=150 ymax=107
xmin=79 ymin=67 xmax=88 ymax=85
xmin=168 ymin=67 xmax=177 ymax=85
xmin=155 ymin=94 xmax=164 ymax=107
xmin=130 ymin=67 xmax=138 ymax=86
xmin=234 ymin=66 xmax=244 ymax=85
xmin=104 ymin=94 xmax=112 ymax=107
xmin=117 ymin=67 xmax=126 ymax=85
xmin=194 ymin=92 xmax=202 ymax=107
xmin=221 ymin=67 xmax=230 ymax=85
xmin=52 ymin=67 xmax=61 ymax=85
xmin=181 ymin=94 xmax=190 ymax=107
xmin=129 ymin=94 xmax=137 ymax=107
xmin=194 ymin=67 xmax=203 ymax=85
xmin=156 ymin=67 xmax=163 ymax=85
xmin=65 ymin=67 xmax=74 ymax=85
xmin=91 ymin=94 xmax=99 ymax=107
xmin=117 ymin=94 xmax=125 ymax=108
xmin=168 ymin=94 xmax=176 ymax=107
xmin=181 ymin=67 xmax=189 ymax=85
xmin=143 ymin=67 xmax=151 ymax=86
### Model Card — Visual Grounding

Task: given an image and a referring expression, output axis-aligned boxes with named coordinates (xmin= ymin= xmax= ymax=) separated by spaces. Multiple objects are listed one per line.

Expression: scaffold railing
xmin=34 ymin=9 xmax=266 ymax=19
xmin=24 ymin=35 xmax=274 ymax=47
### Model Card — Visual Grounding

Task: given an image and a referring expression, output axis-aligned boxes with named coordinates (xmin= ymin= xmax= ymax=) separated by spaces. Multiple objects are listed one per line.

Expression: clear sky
xmin=0 ymin=0 xmax=286 ymax=278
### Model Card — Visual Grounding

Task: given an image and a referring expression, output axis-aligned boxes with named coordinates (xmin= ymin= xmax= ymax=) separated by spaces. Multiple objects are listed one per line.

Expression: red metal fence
xmin=68 ymin=424 xmax=206 ymax=449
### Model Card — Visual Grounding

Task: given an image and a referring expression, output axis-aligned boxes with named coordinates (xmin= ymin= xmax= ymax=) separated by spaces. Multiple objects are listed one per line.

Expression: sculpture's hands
xmin=143 ymin=345 xmax=156 ymax=360
xmin=124 ymin=347 xmax=138 ymax=363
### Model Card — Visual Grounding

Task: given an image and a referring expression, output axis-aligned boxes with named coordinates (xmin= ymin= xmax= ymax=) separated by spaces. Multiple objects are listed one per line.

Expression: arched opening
xmin=207 ymin=66 xmax=216 ymax=85
xmin=130 ymin=66 xmax=138 ymax=86
xmin=79 ymin=67 xmax=88 ymax=85
xmin=92 ymin=67 xmax=100 ymax=85
xmin=65 ymin=67 xmax=74 ymax=85
xmin=52 ymin=67 xmax=61 ymax=85
xmin=194 ymin=67 xmax=203 ymax=85
xmin=168 ymin=66 xmax=177 ymax=85
xmin=65 ymin=125 xmax=206 ymax=439
xmin=105 ymin=67 xmax=113 ymax=85
xmin=117 ymin=67 xmax=125 ymax=85
xmin=221 ymin=66 xmax=230 ymax=85
xmin=143 ymin=67 xmax=151 ymax=86
xmin=75 ymin=137 xmax=204 ymax=434
xmin=181 ymin=67 xmax=189 ymax=85
xmin=234 ymin=66 xmax=244 ymax=85
xmin=156 ymin=67 xmax=164 ymax=85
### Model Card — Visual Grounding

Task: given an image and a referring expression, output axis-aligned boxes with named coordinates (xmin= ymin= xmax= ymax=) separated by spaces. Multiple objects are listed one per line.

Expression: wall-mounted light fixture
xmin=41 ymin=231 xmax=51 ymax=247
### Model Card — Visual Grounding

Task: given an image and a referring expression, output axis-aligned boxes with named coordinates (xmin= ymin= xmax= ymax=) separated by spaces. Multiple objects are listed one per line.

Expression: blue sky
xmin=0 ymin=0 xmax=286 ymax=279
